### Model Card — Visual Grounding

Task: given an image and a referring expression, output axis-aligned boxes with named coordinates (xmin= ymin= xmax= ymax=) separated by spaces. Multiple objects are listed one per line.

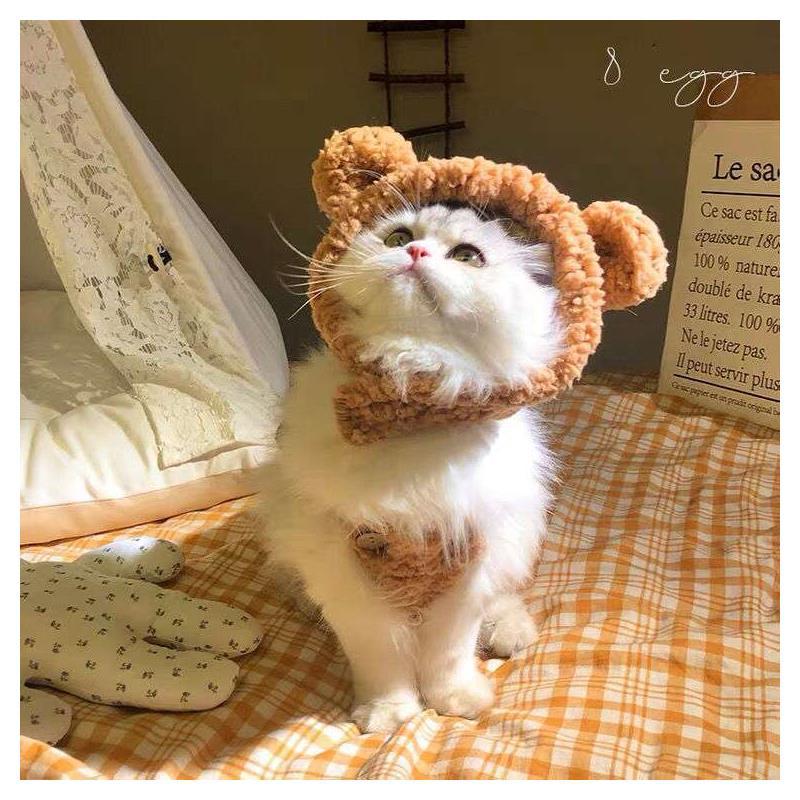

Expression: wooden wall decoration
xmin=367 ymin=21 xmax=466 ymax=157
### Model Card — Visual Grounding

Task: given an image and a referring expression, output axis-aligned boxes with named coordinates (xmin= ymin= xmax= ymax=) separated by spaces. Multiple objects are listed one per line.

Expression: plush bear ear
xmin=311 ymin=126 xmax=419 ymax=219
xmin=581 ymin=201 xmax=668 ymax=311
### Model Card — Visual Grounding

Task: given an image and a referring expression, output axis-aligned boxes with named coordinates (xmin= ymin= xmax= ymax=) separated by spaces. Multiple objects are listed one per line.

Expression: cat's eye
xmin=448 ymin=243 xmax=485 ymax=268
xmin=384 ymin=227 xmax=413 ymax=248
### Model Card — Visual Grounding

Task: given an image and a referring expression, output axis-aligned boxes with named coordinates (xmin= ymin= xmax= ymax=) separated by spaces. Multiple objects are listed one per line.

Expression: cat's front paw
xmin=351 ymin=692 xmax=422 ymax=734
xmin=481 ymin=609 xmax=537 ymax=657
xmin=423 ymin=670 xmax=494 ymax=719
xmin=480 ymin=594 xmax=538 ymax=657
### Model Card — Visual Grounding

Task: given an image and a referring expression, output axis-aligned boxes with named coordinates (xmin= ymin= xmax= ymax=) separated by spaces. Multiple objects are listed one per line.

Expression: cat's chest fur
xmin=276 ymin=349 xmax=552 ymax=544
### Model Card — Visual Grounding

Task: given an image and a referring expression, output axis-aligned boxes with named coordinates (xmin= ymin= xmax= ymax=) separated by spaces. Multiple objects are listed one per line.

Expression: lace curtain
xmin=20 ymin=21 xmax=281 ymax=467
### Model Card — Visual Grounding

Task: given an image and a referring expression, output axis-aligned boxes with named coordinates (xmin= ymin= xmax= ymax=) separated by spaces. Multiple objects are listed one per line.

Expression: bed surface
xmin=20 ymin=376 xmax=779 ymax=779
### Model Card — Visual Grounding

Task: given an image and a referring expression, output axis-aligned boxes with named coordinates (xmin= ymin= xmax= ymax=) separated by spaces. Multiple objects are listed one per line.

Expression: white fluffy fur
xmin=260 ymin=204 xmax=560 ymax=733
xmin=340 ymin=204 xmax=561 ymax=402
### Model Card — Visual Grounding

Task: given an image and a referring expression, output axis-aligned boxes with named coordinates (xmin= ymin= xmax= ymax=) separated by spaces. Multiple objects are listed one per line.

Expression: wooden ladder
xmin=367 ymin=21 xmax=466 ymax=157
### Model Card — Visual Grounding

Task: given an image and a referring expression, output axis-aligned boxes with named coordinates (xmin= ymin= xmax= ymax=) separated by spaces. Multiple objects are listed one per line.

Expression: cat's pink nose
xmin=406 ymin=244 xmax=430 ymax=263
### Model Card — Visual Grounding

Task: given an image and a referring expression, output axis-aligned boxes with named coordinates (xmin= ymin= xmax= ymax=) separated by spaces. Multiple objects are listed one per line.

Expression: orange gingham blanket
xmin=20 ymin=376 xmax=779 ymax=779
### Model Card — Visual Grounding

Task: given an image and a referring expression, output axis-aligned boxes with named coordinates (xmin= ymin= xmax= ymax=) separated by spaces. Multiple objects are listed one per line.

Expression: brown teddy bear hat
xmin=310 ymin=126 xmax=668 ymax=446
xmin=307 ymin=127 xmax=668 ymax=611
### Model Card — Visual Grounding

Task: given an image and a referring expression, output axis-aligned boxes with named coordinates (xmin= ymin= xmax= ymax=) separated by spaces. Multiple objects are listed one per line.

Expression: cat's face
xmin=332 ymin=203 xmax=562 ymax=397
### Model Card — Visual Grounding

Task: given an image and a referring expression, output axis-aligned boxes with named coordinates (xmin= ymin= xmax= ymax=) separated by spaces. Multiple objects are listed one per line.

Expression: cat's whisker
xmin=278 ymin=264 xmax=346 ymax=276
xmin=278 ymin=270 xmax=367 ymax=287
xmin=298 ymin=266 xmax=375 ymax=279
xmin=278 ymin=269 xmax=362 ymax=297
xmin=277 ymin=281 xmax=310 ymax=297
xmin=287 ymin=296 xmax=316 ymax=320
xmin=477 ymin=216 xmax=514 ymax=232
xmin=281 ymin=261 xmax=386 ymax=308
xmin=288 ymin=279 xmax=352 ymax=319
xmin=467 ymin=198 xmax=493 ymax=221
xmin=271 ymin=216 xmax=378 ymax=273
xmin=351 ymin=169 xmax=418 ymax=214
xmin=279 ymin=258 xmax=385 ymax=280
xmin=470 ymin=307 xmax=481 ymax=335
xmin=276 ymin=269 xmax=318 ymax=296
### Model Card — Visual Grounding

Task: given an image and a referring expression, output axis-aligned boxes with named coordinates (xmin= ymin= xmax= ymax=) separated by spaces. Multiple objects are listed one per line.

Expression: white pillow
xmin=21 ymin=291 xmax=270 ymax=544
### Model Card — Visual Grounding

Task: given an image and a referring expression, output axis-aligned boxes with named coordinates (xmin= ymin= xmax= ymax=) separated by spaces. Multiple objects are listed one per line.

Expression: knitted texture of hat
xmin=309 ymin=127 xmax=668 ymax=445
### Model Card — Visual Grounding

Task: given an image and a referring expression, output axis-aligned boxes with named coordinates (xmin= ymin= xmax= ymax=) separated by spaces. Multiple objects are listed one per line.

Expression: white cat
xmin=260 ymin=202 xmax=562 ymax=733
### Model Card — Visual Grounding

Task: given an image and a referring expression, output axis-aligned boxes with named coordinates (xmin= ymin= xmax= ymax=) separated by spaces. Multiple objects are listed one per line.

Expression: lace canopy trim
xmin=20 ymin=21 xmax=277 ymax=467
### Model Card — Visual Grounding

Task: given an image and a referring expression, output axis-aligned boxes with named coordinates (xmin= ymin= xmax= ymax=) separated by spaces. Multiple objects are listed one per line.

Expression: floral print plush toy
xmin=21 ymin=537 xmax=263 ymax=745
